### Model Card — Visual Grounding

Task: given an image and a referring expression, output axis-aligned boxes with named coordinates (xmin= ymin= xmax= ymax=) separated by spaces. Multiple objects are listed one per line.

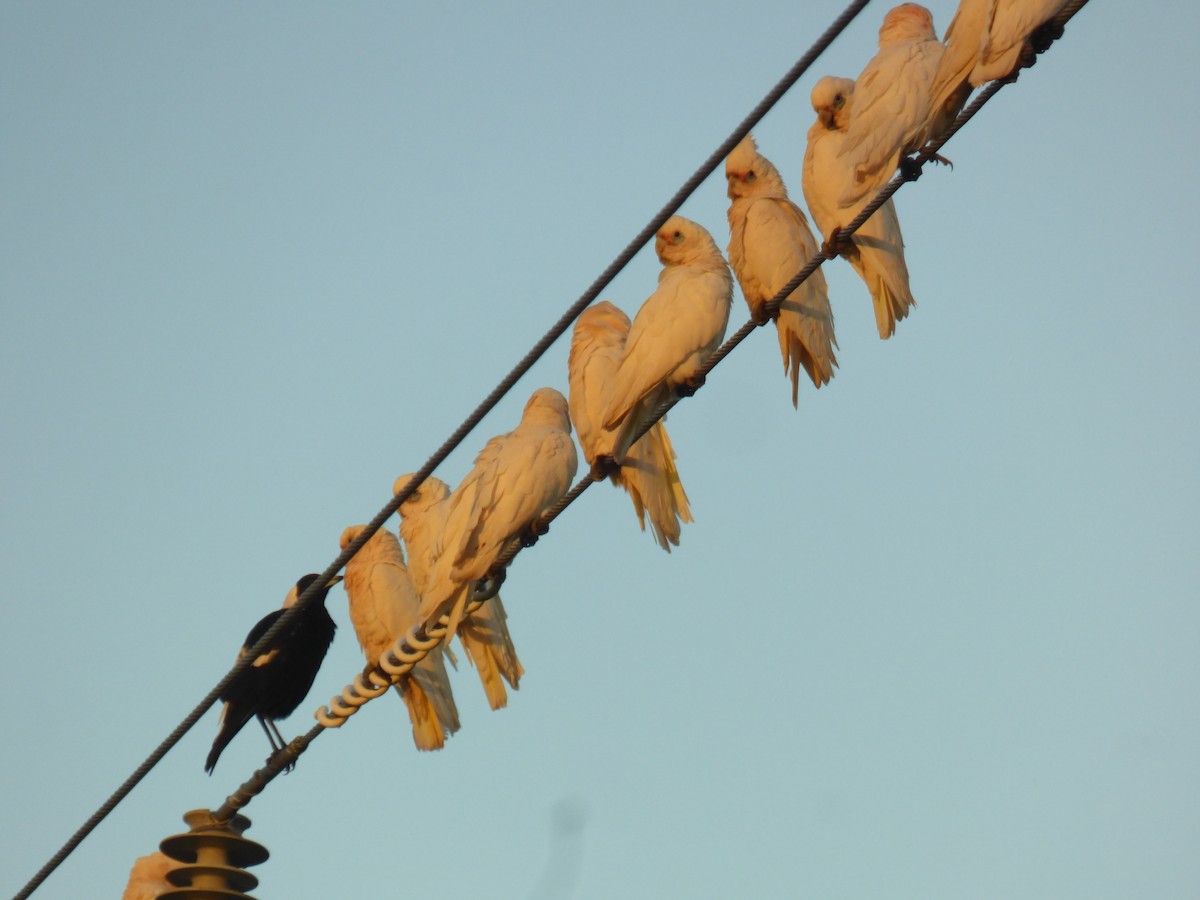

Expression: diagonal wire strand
xmin=11 ymin=4 xmax=875 ymax=897
xmin=201 ymin=0 xmax=1092 ymax=827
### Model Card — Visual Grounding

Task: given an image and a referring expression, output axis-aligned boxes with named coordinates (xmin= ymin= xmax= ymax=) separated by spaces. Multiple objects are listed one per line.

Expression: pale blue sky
xmin=3 ymin=2 xmax=1198 ymax=898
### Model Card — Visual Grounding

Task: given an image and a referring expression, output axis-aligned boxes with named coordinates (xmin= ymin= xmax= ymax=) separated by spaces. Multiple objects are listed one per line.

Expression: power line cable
xmin=11 ymin=4 xmax=875 ymax=897
xmin=204 ymin=0 xmax=1092 ymax=825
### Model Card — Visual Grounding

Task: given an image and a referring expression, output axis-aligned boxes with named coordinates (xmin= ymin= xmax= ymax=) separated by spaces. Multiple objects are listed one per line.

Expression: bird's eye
xmin=833 ymin=95 xmax=845 ymax=110
xmin=673 ymin=230 xmax=683 ymax=241
xmin=745 ymin=171 xmax=757 ymax=183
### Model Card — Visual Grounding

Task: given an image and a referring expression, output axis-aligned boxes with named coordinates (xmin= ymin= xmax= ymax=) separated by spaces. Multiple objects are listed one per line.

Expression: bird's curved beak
xmin=326 ymin=575 xmax=344 ymax=587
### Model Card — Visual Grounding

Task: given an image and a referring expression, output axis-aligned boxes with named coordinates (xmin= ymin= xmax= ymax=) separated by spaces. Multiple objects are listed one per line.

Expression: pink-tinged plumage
xmin=121 ymin=852 xmax=178 ymax=900
xmin=568 ymin=301 xmax=693 ymax=550
xmin=393 ymin=389 xmax=575 ymax=708
xmin=803 ymin=76 xmax=916 ymax=340
xmin=837 ymin=4 xmax=956 ymax=208
xmin=726 ymin=134 xmax=837 ymax=406
xmin=393 ymin=473 xmax=523 ymax=710
xmin=934 ymin=0 xmax=1070 ymax=104
xmin=602 ymin=215 xmax=732 ymax=460
xmin=442 ymin=388 xmax=578 ymax=585
xmin=340 ymin=524 xmax=459 ymax=749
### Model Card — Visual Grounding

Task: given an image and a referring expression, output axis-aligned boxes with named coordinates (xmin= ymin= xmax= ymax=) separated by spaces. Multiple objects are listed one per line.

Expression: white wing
xmin=568 ymin=301 xmax=629 ymax=463
xmin=604 ymin=269 xmax=724 ymax=427
xmin=806 ymin=73 xmax=916 ymax=340
xmin=802 ymin=112 xmax=846 ymax=243
xmin=445 ymin=426 xmax=577 ymax=584
xmin=396 ymin=474 xmax=524 ymax=710
xmin=975 ymin=0 xmax=1069 ymax=83
xmin=738 ymin=196 xmax=837 ymax=402
xmin=840 ymin=41 xmax=942 ymax=206
xmin=340 ymin=525 xmax=459 ymax=749
xmin=569 ymin=302 xmax=692 ymax=549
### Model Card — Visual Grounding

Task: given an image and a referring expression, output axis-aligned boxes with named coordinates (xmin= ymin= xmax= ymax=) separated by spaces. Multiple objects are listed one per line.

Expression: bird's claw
xmin=269 ymin=747 xmax=297 ymax=775
xmin=1029 ymin=20 xmax=1063 ymax=55
xmin=590 ymin=455 xmax=620 ymax=481
xmin=822 ymin=228 xmax=849 ymax=260
xmin=520 ymin=518 xmax=550 ymax=548
xmin=676 ymin=374 xmax=706 ymax=397
xmin=751 ymin=305 xmax=777 ymax=326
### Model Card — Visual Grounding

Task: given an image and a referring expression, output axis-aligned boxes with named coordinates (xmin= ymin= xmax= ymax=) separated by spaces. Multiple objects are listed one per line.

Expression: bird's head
xmin=339 ymin=525 xmax=366 ymax=551
xmin=576 ymin=300 xmax=631 ymax=338
xmin=522 ymin=387 xmax=572 ymax=431
xmin=725 ymin=134 xmax=761 ymax=199
xmin=725 ymin=133 xmax=786 ymax=200
xmin=655 ymin=214 xmax=720 ymax=267
xmin=392 ymin=472 xmax=451 ymax=516
xmin=879 ymin=3 xmax=936 ymax=45
xmin=811 ymin=76 xmax=855 ymax=130
xmin=285 ymin=572 xmax=344 ymax=608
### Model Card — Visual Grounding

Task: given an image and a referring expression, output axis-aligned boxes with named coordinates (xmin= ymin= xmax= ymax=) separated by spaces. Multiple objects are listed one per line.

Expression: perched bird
xmin=726 ymin=134 xmax=837 ymax=405
xmin=121 ymin=852 xmax=178 ymax=900
xmin=205 ymin=573 xmax=340 ymax=774
xmin=602 ymin=215 xmax=732 ymax=460
xmin=399 ymin=393 xmax=577 ymax=702
xmin=804 ymin=75 xmax=916 ymax=339
xmin=568 ymin=301 xmax=693 ymax=550
xmin=391 ymin=470 xmax=521 ymax=711
xmin=441 ymin=388 xmax=578 ymax=587
xmin=339 ymin=525 xmax=460 ymax=750
xmin=932 ymin=0 xmax=1071 ymax=110
xmin=837 ymin=4 xmax=961 ymax=208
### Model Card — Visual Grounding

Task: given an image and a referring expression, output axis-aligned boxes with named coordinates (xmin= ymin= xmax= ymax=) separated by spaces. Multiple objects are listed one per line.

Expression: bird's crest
xmin=725 ymin=133 xmax=760 ymax=178
xmin=879 ymin=3 xmax=936 ymax=45
xmin=522 ymin=387 xmax=572 ymax=430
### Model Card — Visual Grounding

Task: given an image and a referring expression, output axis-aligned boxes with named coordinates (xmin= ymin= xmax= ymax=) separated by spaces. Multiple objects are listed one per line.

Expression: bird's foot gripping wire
xmin=822 ymin=227 xmax=850 ymax=260
xmin=1030 ymin=18 xmax=1064 ymax=55
xmin=267 ymin=745 xmax=297 ymax=775
xmin=676 ymin=374 xmax=706 ymax=397
xmin=590 ymin=455 xmax=620 ymax=482
xmin=750 ymin=304 xmax=778 ymax=327
xmin=898 ymin=156 xmax=925 ymax=182
xmin=519 ymin=517 xmax=550 ymax=548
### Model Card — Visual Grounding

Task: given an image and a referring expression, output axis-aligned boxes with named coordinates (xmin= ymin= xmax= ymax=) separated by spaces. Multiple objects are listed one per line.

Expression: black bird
xmin=205 ymin=573 xmax=341 ymax=774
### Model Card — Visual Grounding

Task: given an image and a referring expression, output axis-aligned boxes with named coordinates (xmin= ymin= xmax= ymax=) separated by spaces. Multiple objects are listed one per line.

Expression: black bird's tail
xmin=204 ymin=703 xmax=253 ymax=774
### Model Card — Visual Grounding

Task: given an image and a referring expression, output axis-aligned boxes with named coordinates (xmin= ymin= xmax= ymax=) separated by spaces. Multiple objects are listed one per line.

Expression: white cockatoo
xmin=804 ymin=75 xmax=916 ymax=340
xmin=568 ymin=301 xmax=693 ymax=550
xmin=441 ymin=388 xmax=578 ymax=585
xmin=932 ymin=0 xmax=1070 ymax=110
xmin=393 ymin=473 xmax=523 ymax=711
xmin=726 ymin=134 xmax=837 ymax=405
xmin=837 ymin=4 xmax=961 ymax=208
xmin=339 ymin=524 xmax=460 ymax=750
xmin=121 ymin=852 xmax=178 ymax=900
xmin=394 ymin=389 xmax=577 ymax=702
xmin=602 ymin=215 xmax=732 ymax=460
